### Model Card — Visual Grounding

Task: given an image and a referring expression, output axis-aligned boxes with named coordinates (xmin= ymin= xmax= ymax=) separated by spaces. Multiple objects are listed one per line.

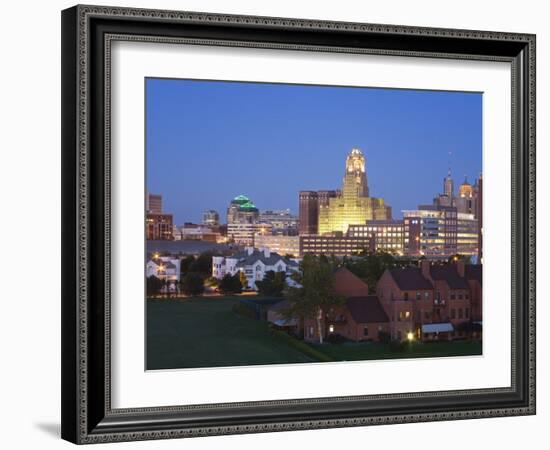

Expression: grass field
xmin=147 ymin=296 xmax=482 ymax=370
xmin=147 ymin=296 xmax=315 ymax=369
xmin=310 ymin=340 xmax=482 ymax=362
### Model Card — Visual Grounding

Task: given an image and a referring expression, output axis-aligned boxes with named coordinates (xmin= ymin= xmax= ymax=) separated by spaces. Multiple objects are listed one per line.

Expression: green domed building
xmin=227 ymin=195 xmax=260 ymax=224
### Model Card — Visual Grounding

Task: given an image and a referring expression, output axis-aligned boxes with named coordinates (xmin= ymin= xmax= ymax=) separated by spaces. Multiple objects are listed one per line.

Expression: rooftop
xmin=388 ymin=267 xmax=433 ymax=290
xmin=346 ymin=296 xmax=389 ymax=324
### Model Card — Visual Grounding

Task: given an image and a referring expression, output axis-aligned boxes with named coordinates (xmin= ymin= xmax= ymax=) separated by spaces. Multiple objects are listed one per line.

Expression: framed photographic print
xmin=61 ymin=4 xmax=536 ymax=444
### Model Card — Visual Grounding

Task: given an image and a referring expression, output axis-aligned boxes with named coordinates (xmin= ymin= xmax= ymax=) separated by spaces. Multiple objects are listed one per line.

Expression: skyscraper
xmin=227 ymin=195 xmax=259 ymax=224
xmin=146 ymin=193 xmax=163 ymax=214
xmin=318 ymin=148 xmax=391 ymax=234
xmin=299 ymin=191 xmax=319 ymax=235
xmin=202 ymin=210 xmax=220 ymax=227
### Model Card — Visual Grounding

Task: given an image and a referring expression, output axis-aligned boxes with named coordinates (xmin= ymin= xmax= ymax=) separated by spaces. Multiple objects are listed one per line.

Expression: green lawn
xmin=147 ymin=296 xmax=482 ymax=370
xmin=147 ymin=296 xmax=315 ymax=370
xmin=311 ymin=340 xmax=482 ymax=361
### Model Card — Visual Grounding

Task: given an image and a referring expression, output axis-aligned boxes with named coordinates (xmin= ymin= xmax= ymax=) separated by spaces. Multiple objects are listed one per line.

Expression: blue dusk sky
xmin=146 ymin=78 xmax=482 ymax=225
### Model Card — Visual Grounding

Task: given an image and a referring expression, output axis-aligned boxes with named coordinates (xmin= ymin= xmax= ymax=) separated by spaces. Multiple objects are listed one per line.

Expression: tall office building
xmin=146 ymin=193 xmax=163 ymax=214
xmin=318 ymin=148 xmax=391 ymax=234
xmin=227 ymin=195 xmax=260 ymax=224
xmin=403 ymin=205 xmax=478 ymax=259
xmin=347 ymin=220 xmax=405 ymax=254
xmin=432 ymin=170 xmax=483 ymax=261
xmin=475 ymin=174 xmax=483 ymax=262
xmin=259 ymin=209 xmax=298 ymax=235
xmin=202 ymin=210 xmax=220 ymax=227
xmin=299 ymin=191 xmax=318 ymax=235
xmin=146 ymin=213 xmax=173 ymax=240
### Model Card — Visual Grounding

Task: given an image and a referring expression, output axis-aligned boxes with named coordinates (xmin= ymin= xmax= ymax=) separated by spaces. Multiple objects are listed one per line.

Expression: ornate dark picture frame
xmin=61 ymin=4 xmax=536 ymax=444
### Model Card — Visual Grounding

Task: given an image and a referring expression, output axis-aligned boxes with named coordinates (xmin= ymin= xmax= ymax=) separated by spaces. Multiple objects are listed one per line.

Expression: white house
xmin=146 ymin=256 xmax=181 ymax=292
xmin=212 ymin=247 xmax=300 ymax=290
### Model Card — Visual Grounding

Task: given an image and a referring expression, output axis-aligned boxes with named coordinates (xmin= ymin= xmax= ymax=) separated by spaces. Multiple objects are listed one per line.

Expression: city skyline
xmin=146 ymin=78 xmax=482 ymax=225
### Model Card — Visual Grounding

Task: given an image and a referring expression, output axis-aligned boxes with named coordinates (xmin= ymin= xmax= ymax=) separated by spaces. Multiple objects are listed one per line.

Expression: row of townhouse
xmin=288 ymin=260 xmax=481 ymax=343
xmin=377 ymin=260 xmax=481 ymax=341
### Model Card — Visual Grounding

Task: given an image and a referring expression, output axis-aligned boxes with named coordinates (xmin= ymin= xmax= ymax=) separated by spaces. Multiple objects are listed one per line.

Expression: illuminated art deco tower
xmin=318 ymin=148 xmax=391 ymax=234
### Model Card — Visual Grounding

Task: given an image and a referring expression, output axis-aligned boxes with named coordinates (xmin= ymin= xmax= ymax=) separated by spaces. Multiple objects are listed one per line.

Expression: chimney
xmin=456 ymin=259 xmax=465 ymax=278
xmin=245 ymin=246 xmax=254 ymax=255
xmin=262 ymin=247 xmax=271 ymax=258
xmin=419 ymin=259 xmax=431 ymax=280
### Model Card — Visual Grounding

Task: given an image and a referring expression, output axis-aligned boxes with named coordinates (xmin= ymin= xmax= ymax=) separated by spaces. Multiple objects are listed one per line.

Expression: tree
xmin=218 ymin=273 xmax=242 ymax=295
xmin=180 ymin=272 xmax=205 ymax=296
xmin=146 ymin=275 xmax=163 ymax=297
xmin=204 ymin=276 xmax=219 ymax=288
xmin=256 ymin=270 xmax=286 ymax=296
xmin=344 ymin=251 xmax=411 ymax=294
xmin=190 ymin=252 xmax=214 ymax=276
xmin=284 ymin=255 xmax=344 ymax=344
xmin=239 ymin=271 xmax=249 ymax=290
xmin=179 ymin=255 xmax=195 ymax=276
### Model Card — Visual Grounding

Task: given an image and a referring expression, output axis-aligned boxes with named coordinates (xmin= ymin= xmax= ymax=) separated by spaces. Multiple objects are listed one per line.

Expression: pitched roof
xmin=346 ymin=296 xmax=389 ymax=323
xmin=231 ymin=249 xmax=292 ymax=268
xmin=333 ymin=267 xmax=369 ymax=297
xmin=388 ymin=267 xmax=433 ymax=290
xmin=465 ymin=264 xmax=482 ymax=284
xmin=150 ymin=258 xmax=176 ymax=269
xmin=430 ymin=265 xmax=469 ymax=289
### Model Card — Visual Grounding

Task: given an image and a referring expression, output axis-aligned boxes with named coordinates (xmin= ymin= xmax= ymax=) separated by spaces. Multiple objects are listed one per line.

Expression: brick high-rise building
xmin=146 ymin=213 xmax=173 ymax=240
xmin=299 ymin=191 xmax=319 ymax=235
xmin=146 ymin=193 xmax=163 ymax=214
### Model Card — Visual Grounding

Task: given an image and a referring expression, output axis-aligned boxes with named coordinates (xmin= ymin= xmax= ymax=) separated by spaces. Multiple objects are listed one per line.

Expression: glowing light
xmin=407 ymin=332 xmax=414 ymax=342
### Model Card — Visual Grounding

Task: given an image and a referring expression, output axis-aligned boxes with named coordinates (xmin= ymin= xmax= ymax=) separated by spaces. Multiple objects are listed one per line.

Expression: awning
xmin=271 ymin=318 xmax=297 ymax=327
xmin=422 ymin=323 xmax=454 ymax=333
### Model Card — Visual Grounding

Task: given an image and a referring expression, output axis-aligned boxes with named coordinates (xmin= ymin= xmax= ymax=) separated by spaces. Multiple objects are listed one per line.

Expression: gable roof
xmin=150 ymin=258 xmax=177 ymax=269
xmin=388 ymin=267 xmax=433 ymax=290
xmin=333 ymin=267 xmax=369 ymax=297
xmin=430 ymin=265 xmax=469 ymax=289
xmin=465 ymin=264 xmax=482 ymax=284
xmin=230 ymin=249 xmax=293 ymax=268
xmin=346 ymin=296 xmax=389 ymax=323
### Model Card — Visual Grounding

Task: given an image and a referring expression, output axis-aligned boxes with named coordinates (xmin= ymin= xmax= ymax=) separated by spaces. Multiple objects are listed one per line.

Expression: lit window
xmin=329 ymin=324 xmax=335 ymax=333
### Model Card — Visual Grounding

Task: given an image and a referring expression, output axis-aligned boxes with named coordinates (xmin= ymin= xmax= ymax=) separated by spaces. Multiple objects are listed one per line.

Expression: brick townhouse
xmin=377 ymin=260 xmax=482 ymax=341
xmin=303 ymin=267 xmax=390 ymax=343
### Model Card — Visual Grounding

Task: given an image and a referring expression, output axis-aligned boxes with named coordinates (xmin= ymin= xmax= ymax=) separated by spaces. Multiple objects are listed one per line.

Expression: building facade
xmin=299 ymin=234 xmax=374 ymax=257
xmin=303 ymin=267 xmax=390 ymax=343
xmin=227 ymin=194 xmax=260 ymax=224
xmin=202 ymin=210 xmax=220 ymax=227
xmin=227 ymin=222 xmax=272 ymax=246
xmin=403 ymin=205 xmax=478 ymax=259
xmin=347 ymin=220 xmax=404 ymax=254
xmin=376 ymin=260 xmax=482 ymax=341
xmin=403 ymin=206 xmax=458 ymax=258
xmin=146 ymin=193 xmax=163 ymax=214
xmin=318 ymin=148 xmax=391 ymax=234
xmin=259 ymin=209 xmax=299 ymax=235
xmin=253 ymin=234 xmax=300 ymax=257
xmin=146 ymin=213 xmax=173 ymax=240
xmin=433 ymin=171 xmax=483 ymax=261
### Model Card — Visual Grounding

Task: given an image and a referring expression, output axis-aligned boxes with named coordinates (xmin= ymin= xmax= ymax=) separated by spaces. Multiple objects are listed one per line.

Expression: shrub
xmin=270 ymin=329 xmax=334 ymax=362
xmin=378 ymin=331 xmax=391 ymax=344
xmin=180 ymin=273 xmax=205 ymax=296
xmin=325 ymin=333 xmax=349 ymax=344
xmin=218 ymin=273 xmax=242 ymax=294
xmin=389 ymin=340 xmax=407 ymax=352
